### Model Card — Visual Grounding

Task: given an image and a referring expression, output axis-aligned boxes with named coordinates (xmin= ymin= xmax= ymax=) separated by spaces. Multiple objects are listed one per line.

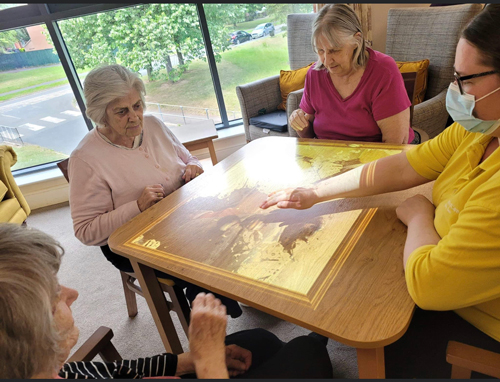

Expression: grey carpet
xmin=27 ymin=202 xmax=358 ymax=378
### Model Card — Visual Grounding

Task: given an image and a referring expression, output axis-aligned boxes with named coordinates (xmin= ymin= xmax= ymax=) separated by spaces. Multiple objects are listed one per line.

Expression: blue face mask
xmin=446 ymin=82 xmax=500 ymax=135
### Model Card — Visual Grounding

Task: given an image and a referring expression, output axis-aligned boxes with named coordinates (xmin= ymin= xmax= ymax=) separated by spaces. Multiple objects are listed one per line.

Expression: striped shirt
xmin=58 ymin=353 xmax=179 ymax=379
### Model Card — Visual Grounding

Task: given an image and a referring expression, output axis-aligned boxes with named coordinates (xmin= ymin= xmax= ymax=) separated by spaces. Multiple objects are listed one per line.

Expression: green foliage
xmin=266 ymin=4 xmax=313 ymax=25
xmin=55 ymin=4 xmax=231 ymax=82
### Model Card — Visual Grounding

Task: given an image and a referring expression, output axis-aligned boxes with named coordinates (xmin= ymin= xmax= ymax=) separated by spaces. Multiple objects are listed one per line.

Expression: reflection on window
xmin=59 ymin=4 xmax=226 ymax=126
xmin=0 ymin=26 xmax=89 ymax=171
xmin=0 ymin=4 xmax=28 ymax=11
xmin=205 ymin=4 xmax=313 ymax=122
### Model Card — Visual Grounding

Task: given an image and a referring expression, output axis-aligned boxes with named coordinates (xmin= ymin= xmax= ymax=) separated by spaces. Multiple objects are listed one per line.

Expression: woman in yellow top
xmin=261 ymin=4 xmax=500 ymax=378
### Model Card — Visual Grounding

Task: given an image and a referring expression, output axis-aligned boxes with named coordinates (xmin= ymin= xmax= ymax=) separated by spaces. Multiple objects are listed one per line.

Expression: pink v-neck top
xmin=300 ymin=47 xmax=413 ymax=143
xmin=68 ymin=114 xmax=201 ymax=247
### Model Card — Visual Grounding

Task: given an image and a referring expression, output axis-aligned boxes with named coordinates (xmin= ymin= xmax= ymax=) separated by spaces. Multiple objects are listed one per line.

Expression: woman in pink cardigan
xmin=68 ymin=64 xmax=242 ymax=318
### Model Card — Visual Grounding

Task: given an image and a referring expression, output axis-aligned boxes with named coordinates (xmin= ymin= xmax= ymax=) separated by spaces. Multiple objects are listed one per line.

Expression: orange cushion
xmin=277 ymin=62 xmax=315 ymax=111
xmin=396 ymin=59 xmax=430 ymax=105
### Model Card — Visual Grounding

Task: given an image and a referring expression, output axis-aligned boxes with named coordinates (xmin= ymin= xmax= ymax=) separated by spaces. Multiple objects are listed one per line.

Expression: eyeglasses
xmin=454 ymin=70 xmax=498 ymax=95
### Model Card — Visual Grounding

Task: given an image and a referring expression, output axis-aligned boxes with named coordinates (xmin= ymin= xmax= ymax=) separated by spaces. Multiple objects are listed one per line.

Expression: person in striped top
xmin=0 ymin=224 xmax=333 ymax=379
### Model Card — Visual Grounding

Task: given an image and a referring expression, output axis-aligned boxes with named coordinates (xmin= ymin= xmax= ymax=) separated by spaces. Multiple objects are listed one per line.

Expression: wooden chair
xmin=68 ymin=326 xmax=122 ymax=363
xmin=57 ymin=159 xmax=190 ymax=346
xmin=447 ymin=340 xmax=500 ymax=379
xmin=401 ymin=71 xmax=429 ymax=143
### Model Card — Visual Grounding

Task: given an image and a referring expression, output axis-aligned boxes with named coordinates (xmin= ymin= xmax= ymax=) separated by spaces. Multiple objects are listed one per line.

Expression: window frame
xmin=1 ymin=3 xmax=240 ymax=175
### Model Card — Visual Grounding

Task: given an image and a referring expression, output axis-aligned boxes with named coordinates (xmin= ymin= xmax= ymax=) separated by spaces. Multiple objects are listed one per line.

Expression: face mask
xmin=446 ymin=82 xmax=500 ymax=135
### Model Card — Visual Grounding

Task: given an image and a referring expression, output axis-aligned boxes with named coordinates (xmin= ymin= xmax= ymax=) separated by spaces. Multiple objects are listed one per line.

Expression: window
xmin=0 ymin=26 xmax=88 ymax=171
xmin=204 ymin=3 xmax=313 ymax=123
xmin=60 ymin=4 xmax=223 ymax=127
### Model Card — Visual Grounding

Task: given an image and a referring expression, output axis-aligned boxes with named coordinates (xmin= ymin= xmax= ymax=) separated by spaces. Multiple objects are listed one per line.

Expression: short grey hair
xmin=0 ymin=223 xmax=64 ymax=379
xmin=83 ymin=64 xmax=147 ymax=127
xmin=312 ymin=4 xmax=368 ymax=71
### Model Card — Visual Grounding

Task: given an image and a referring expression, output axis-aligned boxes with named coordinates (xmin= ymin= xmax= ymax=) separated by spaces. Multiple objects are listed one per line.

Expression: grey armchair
xmin=236 ymin=13 xmax=317 ymax=142
xmin=386 ymin=4 xmax=483 ymax=138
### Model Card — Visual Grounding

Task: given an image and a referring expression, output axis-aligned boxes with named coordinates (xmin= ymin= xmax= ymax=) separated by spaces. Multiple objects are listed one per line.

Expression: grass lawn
xmin=144 ymin=35 xmax=290 ymax=114
xmin=0 ymin=65 xmax=89 ymax=101
xmin=11 ymin=143 xmax=68 ymax=171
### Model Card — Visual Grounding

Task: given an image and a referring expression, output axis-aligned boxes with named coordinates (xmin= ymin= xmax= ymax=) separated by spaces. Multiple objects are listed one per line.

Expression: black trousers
xmin=385 ymin=307 xmax=500 ymax=378
xmin=100 ymin=244 xmax=242 ymax=318
xmin=182 ymin=328 xmax=333 ymax=379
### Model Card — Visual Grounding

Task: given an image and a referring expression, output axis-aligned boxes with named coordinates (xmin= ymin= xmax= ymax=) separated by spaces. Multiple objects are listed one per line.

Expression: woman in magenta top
xmin=291 ymin=4 xmax=417 ymax=144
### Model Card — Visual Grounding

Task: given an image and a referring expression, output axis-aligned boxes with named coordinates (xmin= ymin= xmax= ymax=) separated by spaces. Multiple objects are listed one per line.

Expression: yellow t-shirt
xmin=405 ymin=122 xmax=500 ymax=342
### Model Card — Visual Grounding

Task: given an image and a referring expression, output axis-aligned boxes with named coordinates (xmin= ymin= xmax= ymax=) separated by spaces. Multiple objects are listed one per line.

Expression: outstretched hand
xmin=259 ymin=187 xmax=319 ymax=210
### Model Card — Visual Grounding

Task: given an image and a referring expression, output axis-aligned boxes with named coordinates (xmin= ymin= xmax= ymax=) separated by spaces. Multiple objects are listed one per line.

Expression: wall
xmin=371 ymin=4 xmax=431 ymax=53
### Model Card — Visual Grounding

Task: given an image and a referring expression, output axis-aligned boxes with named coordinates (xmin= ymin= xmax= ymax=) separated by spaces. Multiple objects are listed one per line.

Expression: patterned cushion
xmin=396 ymin=59 xmax=430 ymax=105
xmin=277 ymin=62 xmax=314 ymax=111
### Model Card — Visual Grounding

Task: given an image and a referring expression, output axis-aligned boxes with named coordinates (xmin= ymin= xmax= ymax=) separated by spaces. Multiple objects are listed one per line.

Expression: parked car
xmin=251 ymin=23 xmax=275 ymax=39
xmin=229 ymin=30 xmax=252 ymax=45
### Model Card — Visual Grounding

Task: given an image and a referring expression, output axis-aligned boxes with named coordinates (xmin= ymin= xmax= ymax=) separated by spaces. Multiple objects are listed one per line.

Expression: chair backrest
xmin=57 ymin=158 xmax=70 ymax=183
xmin=401 ymin=71 xmax=417 ymax=125
xmin=386 ymin=4 xmax=483 ymax=101
xmin=287 ymin=13 xmax=317 ymax=70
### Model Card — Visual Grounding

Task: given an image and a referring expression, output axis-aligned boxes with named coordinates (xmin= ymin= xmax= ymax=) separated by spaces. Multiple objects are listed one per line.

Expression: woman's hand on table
xmin=260 ymin=187 xmax=319 ymax=210
xmin=136 ymin=184 xmax=164 ymax=212
xmin=189 ymin=293 xmax=229 ymax=378
xmin=289 ymin=109 xmax=312 ymax=132
xmin=396 ymin=194 xmax=435 ymax=227
xmin=183 ymin=164 xmax=204 ymax=183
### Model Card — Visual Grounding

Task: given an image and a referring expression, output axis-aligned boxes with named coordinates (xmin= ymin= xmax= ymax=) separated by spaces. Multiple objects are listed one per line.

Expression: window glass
xmin=59 ymin=4 xmax=223 ymax=126
xmin=0 ymin=26 xmax=88 ymax=171
xmin=204 ymin=4 xmax=313 ymax=122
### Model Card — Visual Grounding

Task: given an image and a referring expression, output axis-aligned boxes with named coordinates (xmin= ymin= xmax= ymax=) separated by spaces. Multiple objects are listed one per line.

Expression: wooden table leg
xmin=207 ymin=140 xmax=218 ymax=165
xmin=130 ymin=260 xmax=184 ymax=354
xmin=357 ymin=347 xmax=385 ymax=379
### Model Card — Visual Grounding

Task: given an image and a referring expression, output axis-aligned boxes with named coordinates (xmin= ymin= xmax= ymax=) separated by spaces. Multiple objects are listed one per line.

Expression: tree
xmin=51 ymin=4 xmax=231 ymax=82
xmin=266 ymin=4 xmax=313 ymax=25
xmin=0 ymin=27 xmax=29 ymax=53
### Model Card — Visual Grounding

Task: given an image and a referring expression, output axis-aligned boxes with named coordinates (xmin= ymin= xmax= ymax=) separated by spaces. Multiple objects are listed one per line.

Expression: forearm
xmin=403 ymin=215 xmax=441 ymax=269
xmin=315 ymin=152 xmax=430 ymax=203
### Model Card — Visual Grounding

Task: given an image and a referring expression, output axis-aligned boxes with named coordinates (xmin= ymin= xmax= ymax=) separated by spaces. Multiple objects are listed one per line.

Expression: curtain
xmin=347 ymin=4 xmax=373 ymax=47
xmin=314 ymin=4 xmax=373 ymax=47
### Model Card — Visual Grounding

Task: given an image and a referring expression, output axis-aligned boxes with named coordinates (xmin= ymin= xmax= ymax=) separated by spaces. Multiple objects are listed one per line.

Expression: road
xmin=0 ymin=84 xmax=88 ymax=155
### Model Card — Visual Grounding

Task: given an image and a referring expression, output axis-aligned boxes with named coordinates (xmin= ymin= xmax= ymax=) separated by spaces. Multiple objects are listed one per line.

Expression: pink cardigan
xmin=69 ymin=115 xmax=202 ymax=246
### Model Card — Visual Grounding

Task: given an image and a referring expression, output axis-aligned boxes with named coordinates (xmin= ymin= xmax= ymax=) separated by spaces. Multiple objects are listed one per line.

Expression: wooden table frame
xmin=169 ymin=120 xmax=218 ymax=165
xmin=110 ymin=138 xmax=433 ymax=378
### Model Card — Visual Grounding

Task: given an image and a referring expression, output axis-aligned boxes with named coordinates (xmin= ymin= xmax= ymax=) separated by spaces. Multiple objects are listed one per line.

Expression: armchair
xmin=386 ymin=4 xmax=483 ymax=138
xmin=236 ymin=13 xmax=317 ymax=142
xmin=0 ymin=145 xmax=30 ymax=224
xmin=446 ymin=340 xmax=500 ymax=379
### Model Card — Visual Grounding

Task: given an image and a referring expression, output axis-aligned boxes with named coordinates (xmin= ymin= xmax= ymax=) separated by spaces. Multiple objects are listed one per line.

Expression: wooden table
xmin=169 ymin=120 xmax=218 ymax=165
xmin=109 ymin=137 xmax=433 ymax=378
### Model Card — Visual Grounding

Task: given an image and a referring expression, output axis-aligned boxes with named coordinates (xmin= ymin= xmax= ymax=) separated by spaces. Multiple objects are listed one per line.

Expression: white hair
xmin=312 ymin=4 xmax=368 ymax=71
xmin=0 ymin=223 xmax=64 ymax=379
xmin=83 ymin=64 xmax=147 ymax=127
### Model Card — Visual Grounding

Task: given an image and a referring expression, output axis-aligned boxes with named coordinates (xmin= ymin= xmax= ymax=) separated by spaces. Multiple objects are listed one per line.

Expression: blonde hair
xmin=312 ymin=4 xmax=368 ymax=71
xmin=0 ymin=223 xmax=64 ymax=378
xmin=83 ymin=64 xmax=147 ymax=127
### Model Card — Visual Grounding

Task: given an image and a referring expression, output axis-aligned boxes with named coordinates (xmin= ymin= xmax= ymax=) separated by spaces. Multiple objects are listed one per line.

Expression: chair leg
xmin=120 ymin=271 xmax=138 ymax=318
xmin=165 ymin=284 xmax=191 ymax=337
xmin=451 ymin=365 xmax=472 ymax=379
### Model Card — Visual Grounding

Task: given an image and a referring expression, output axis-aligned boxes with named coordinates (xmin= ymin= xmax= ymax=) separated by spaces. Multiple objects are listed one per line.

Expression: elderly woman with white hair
xmin=0 ymin=223 xmax=333 ymax=379
xmin=69 ymin=64 xmax=241 ymax=318
xmin=290 ymin=4 xmax=419 ymax=144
